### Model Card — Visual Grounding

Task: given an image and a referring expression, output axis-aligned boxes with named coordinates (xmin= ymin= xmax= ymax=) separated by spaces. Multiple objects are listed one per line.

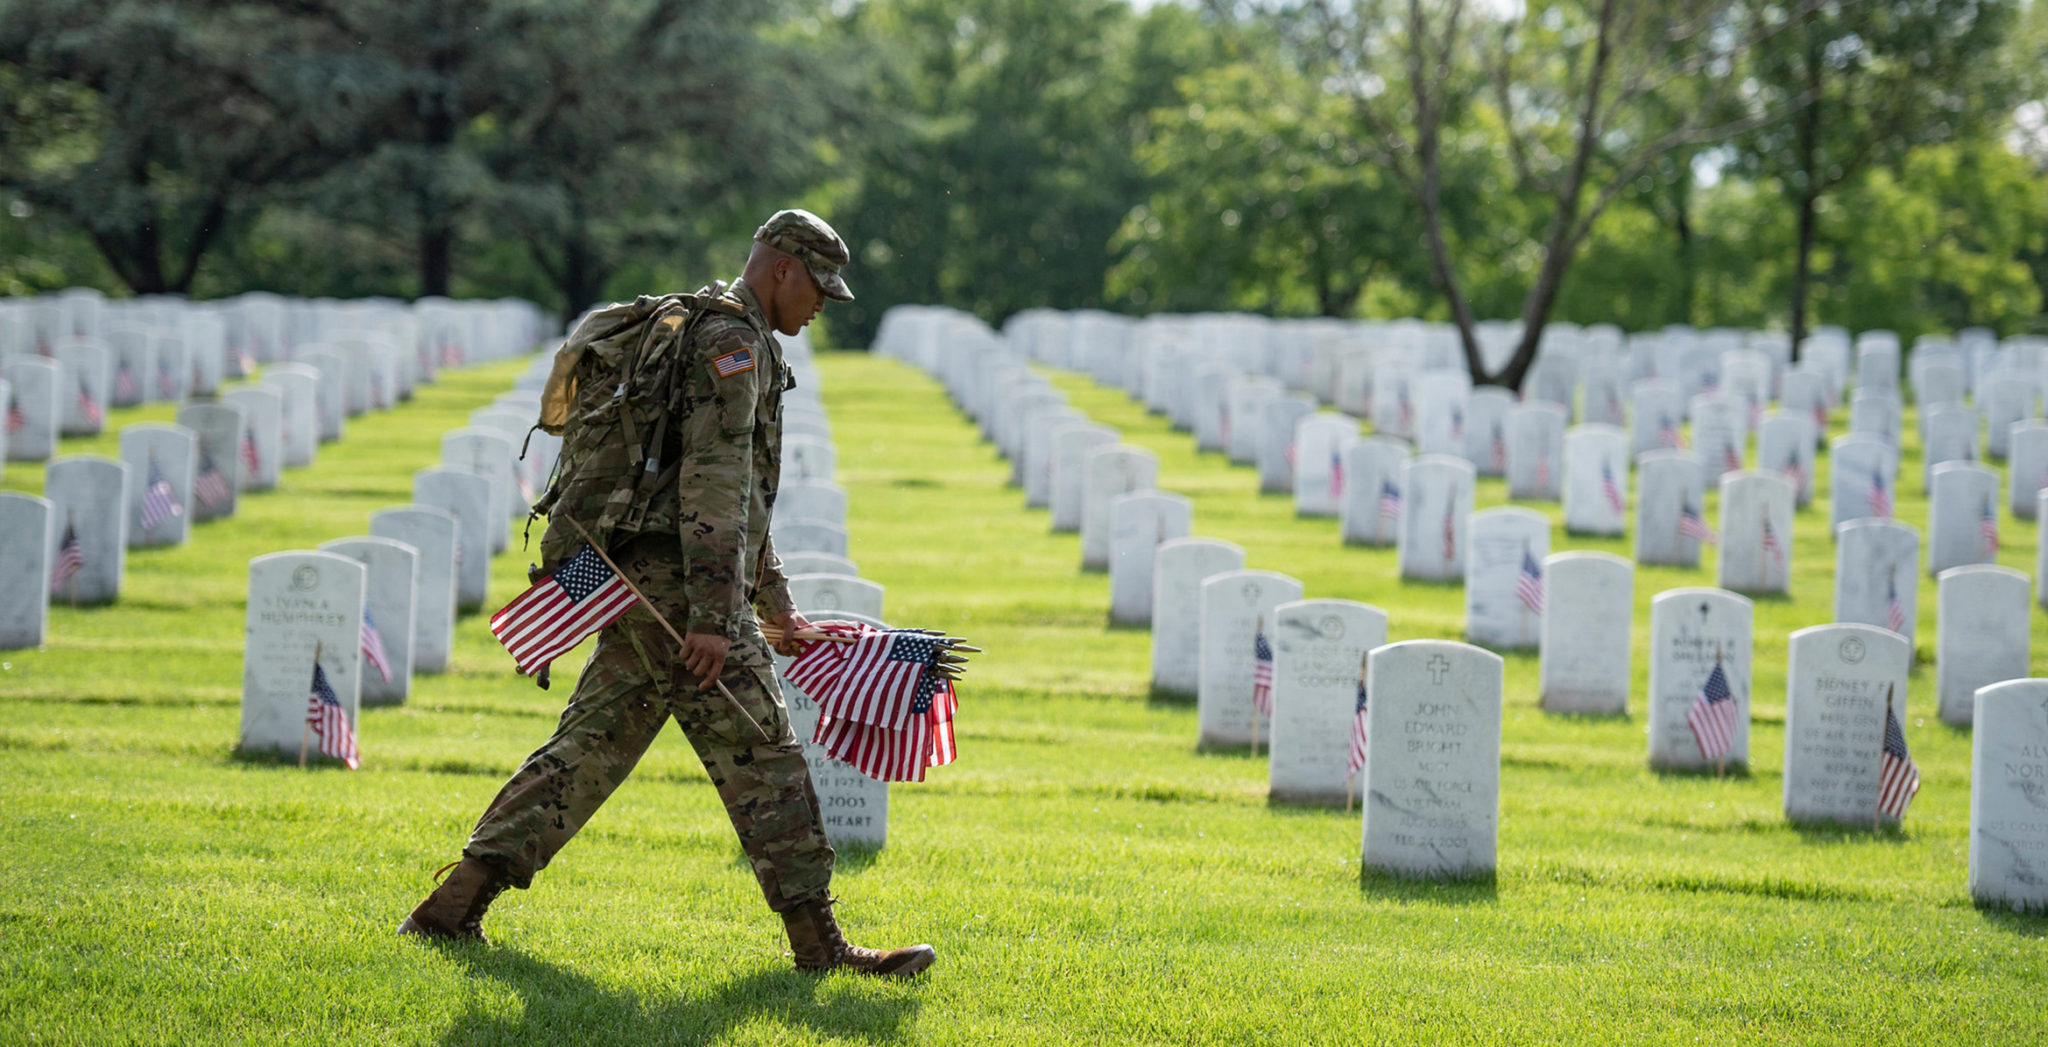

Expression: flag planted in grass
xmin=306 ymin=660 xmax=359 ymax=770
xmin=193 ymin=452 xmax=232 ymax=509
xmin=140 ymin=458 xmax=182 ymax=531
xmin=1878 ymin=695 xmax=1919 ymax=822
xmin=1687 ymin=659 xmax=1739 ymax=764
xmin=50 ymin=524 xmax=83 ymax=594
xmin=489 ymin=543 xmax=637 ymax=675
xmin=361 ymin=608 xmax=392 ymax=683
xmin=784 ymin=620 xmax=968 ymax=782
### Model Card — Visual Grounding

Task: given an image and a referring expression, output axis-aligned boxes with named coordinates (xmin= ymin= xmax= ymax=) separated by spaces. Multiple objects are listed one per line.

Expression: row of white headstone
xmin=0 ymin=294 xmax=540 ymax=649
xmin=876 ymin=304 xmax=2048 ymax=908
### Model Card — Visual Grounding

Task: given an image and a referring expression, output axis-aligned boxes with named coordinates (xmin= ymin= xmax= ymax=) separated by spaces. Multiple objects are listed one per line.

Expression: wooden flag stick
xmin=561 ymin=518 xmax=768 ymax=742
xmin=299 ymin=640 xmax=321 ymax=770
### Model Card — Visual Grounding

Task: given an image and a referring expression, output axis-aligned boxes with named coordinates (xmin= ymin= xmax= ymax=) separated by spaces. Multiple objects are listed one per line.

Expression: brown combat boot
xmin=397 ymin=857 xmax=508 ymax=944
xmin=781 ymin=896 xmax=936 ymax=978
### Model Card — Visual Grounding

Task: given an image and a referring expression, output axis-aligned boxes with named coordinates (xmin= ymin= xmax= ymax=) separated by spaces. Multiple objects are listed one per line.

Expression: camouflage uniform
xmin=465 ymin=278 xmax=832 ymax=913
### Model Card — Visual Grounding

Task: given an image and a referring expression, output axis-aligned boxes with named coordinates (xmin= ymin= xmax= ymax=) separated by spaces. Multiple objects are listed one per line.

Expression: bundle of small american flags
xmin=783 ymin=620 xmax=971 ymax=783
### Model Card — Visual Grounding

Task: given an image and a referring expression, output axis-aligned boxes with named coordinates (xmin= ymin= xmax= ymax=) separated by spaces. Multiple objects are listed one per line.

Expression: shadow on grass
xmin=437 ymin=944 xmax=924 ymax=1046
xmin=1974 ymin=901 xmax=2048 ymax=934
xmin=1786 ymin=819 xmax=1911 ymax=845
xmin=1145 ymin=685 xmax=1194 ymax=709
xmin=1649 ymin=763 xmax=1757 ymax=781
xmin=1359 ymin=867 xmax=1498 ymax=905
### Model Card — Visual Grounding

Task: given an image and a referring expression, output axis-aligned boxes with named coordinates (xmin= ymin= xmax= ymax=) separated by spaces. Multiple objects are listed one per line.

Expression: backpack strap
xmin=616 ymin=291 xmax=739 ymax=533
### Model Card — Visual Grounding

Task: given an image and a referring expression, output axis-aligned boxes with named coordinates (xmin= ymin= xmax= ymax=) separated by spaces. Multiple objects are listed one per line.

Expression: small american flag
xmin=1679 ymin=501 xmax=1718 ymax=545
xmin=1780 ymin=451 xmax=1805 ymax=492
xmin=1980 ymin=499 xmax=1999 ymax=556
xmin=305 ymin=660 xmax=360 ymax=770
xmin=488 ymin=543 xmax=638 ymax=674
xmin=1877 ymin=697 xmax=1920 ymax=821
xmin=50 ymin=523 xmax=84 ymax=594
xmin=1396 ymin=386 xmax=1413 ymax=433
xmin=1535 ymin=453 xmax=1551 ymax=491
xmin=139 ymin=458 xmax=182 ymax=532
xmin=240 ymin=426 xmax=260 ymax=477
xmin=1722 ymin=442 xmax=1743 ymax=475
xmin=1377 ymin=480 xmax=1402 ymax=522
xmin=1687 ymin=660 xmax=1739 ymax=763
xmin=1761 ymin=515 xmax=1784 ymax=571
xmin=1869 ymin=470 xmax=1892 ymax=519
xmin=1657 ymin=415 xmax=1681 ymax=449
xmin=1346 ymin=678 xmax=1369 ymax=777
xmin=1812 ymin=402 xmax=1828 ymax=432
xmin=1329 ymin=449 xmax=1346 ymax=500
xmin=7 ymin=395 xmax=26 ymax=435
xmin=790 ymin=620 xmax=959 ymax=782
xmin=1885 ymin=572 xmax=1907 ymax=634
xmin=1515 ymin=549 xmax=1545 ymax=615
xmin=1490 ymin=426 xmax=1506 ymax=471
xmin=1442 ymin=492 xmax=1458 ymax=562
xmin=156 ymin=360 xmax=177 ymax=399
xmin=814 ymin=670 xmax=957 ymax=782
xmin=1601 ymin=461 xmax=1625 ymax=514
xmin=1250 ymin=620 xmax=1274 ymax=718
xmin=1450 ymin=409 xmax=1464 ymax=442
xmin=114 ymin=362 xmax=137 ymax=402
xmin=816 ymin=629 xmax=950 ymax=730
xmin=361 ymin=608 xmax=392 ymax=683
xmin=192 ymin=453 xmax=232 ymax=509
xmin=1283 ymin=442 xmax=1296 ymax=469
xmin=76 ymin=386 xmax=103 ymax=427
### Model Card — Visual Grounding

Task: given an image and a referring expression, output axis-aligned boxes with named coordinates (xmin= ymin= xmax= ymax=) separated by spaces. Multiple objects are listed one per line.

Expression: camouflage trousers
xmin=464 ymin=548 xmax=834 ymax=912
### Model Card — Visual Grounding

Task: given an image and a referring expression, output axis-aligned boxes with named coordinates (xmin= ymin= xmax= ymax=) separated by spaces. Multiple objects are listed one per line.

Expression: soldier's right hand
xmin=680 ymin=631 xmax=732 ymax=689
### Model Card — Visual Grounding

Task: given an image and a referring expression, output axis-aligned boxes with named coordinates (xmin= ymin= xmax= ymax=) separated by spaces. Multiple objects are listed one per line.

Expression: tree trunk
xmin=1788 ymin=189 xmax=1818 ymax=353
xmin=419 ymin=217 xmax=452 ymax=298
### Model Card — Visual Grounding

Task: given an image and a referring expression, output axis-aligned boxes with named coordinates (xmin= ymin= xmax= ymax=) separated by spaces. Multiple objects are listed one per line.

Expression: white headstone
xmin=106 ymin=329 xmax=152 ymax=408
xmin=1020 ymin=407 xmax=1086 ymax=508
xmin=778 ymin=552 xmax=857 ymax=577
xmin=1080 ymin=444 xmax=1159 ymax=570
xmin=1370 ymin=363 xmax=1418 ymax=440
xmin=413 ymin=469 xmax=491 ymax=612
xmin=1646 ymin=587 xmax=1754 ymax=770
xmin=1834 ymin=519 xmax=1921 ymax=648
xmin=1689 ymin=394 xmax=1744 ymax=488
xmin=1921 ymin=405 xmax=1982 ymax=494
xmin=239 ymin=551 xmax=366 ymax=760
xmin=2040 ymin=489 xmax=2048 ymax=611
xmin=1049 ymin=423 xmax=1118 ymax=533
xmin=1630 ymin=379 xmax=1686 ymax=457
xmin=1634 ymin=450 xmax=1707 ymax=567
xmin=1258 ymin=396 xmax=1316 ymax=494
xmin=1857 ymin=342 xmax=1900 ymax=397
xmin=1415 ymin=372 xmax=1471 ymax=458
xmin=1781 ymin=624 xmax=1913 ymax=825
xmin=1828 ymin=435 xmax=1900 ymax=535
xmin=1539 ymin=552 xmax=1634 ymax=715
xmin=1223 ymin=378 xmax=1280 ymax=465
xmin=54 ymin=340 xmax=109 ymax=436
xmin=1936 ymin=565 xmax=2031 ymax=726
xmin=42 ymin=456 xmax=128 ymax=605
xmin=1464 ymin=387 xmax=1516 ymax=475
xmin=1151 ymin=539 xmax=1246 ymax=697
xmin=120 ymin=423 xmax=197 ymax=548
xmin=1292 ymin=413 xmax=1362 ymax=517
xmin=783 ymin=436 xmax=837 ymax=485
xmin=3 ymin=357 xmax=59 ymax=461
xmin=1504 ymin=403 xmax=1566 ymax=501
xmin=777 ymin=483 xmax=847 ymax=529
xmin=1849 ymin=390 xmax=1902 ymax=450
xmin=1267 ymin=599 xmax=1388 ymax=805
xmin=1108 ymin=491 xmax=1193 ymax=626
xmin=1969 ymin=678 xmax=2048 ymax=912
xmin=774 ymin=609 xmax=890 ymax=848
xmin=1465 ymin=507 xmax=1549 ymax=650
xmin=2009 ymin=423 xmax=2048 ymax=519
xmin=0 ymin=493 xmax=55 ymax=649
xmin=1561 ymin=424 xmax=1629 ymax=536
xmin=774 ymin=521 xmax=850 ymax=558
xmin=1583 ymin=368 xmax=1629 ymax=429
xmin=787 ymin=573 xmax=885 ymax=619
xmin=1197 ymin=570 xmax=1305 ymax=748
xmin=1338 ymin=437 xmax=1412 ymax=547
xmin=319 ymin=536 xmax=419 ymax=705
xmin=262 ymin=364 xmax=321 ymax=468
xmin=369 ymin=506 xmax=457 ymax=674
xmin=1779 ymin=370 xmax=1829 ymax=444
xmin=1984 ymin=382 xmax=2035 ymax=461
xmin=1927 ymin=462 xmax=2002 ymax=576
xmin=441 ymin=429 xmax=517 ymax=552
xmin=176 ymin=403 xmax=245 ymax=522
xmin=1716 ymin=472 xmax=1794 ymax=595
xmin=1755 ymin=412 xmax=1816 ymax=509
xmin=1360 ymin=640 xmax=1504 ymax=880
xmin=1397 ymin=455 xmax=1475 ymax=582
xmin=299 ymin=348 xmax=348 ymax=442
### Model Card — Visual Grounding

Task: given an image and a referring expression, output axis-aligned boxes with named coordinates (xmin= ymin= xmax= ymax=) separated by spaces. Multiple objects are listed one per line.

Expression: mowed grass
xmin=2 ymin=348 xmax=2045 ymax=1046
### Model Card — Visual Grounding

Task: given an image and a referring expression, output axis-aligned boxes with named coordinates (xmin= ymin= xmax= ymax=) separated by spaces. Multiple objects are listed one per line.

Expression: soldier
xmin=398 ymin=210 xmax=936 ymax=978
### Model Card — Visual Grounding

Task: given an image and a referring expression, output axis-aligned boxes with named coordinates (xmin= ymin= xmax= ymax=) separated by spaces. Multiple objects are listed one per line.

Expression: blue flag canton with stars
xmin=1701 ymin=662 xmax=1731 ymax=706
xmin=1883 ymin=702 xmax=1910 ymax=761
xmin=553 ymin=545 xmax=617 ymax=602
xmin=1354 ymin=679 xmax=1368 ymax=714
xmin=312 ymin=662 xmax=340 ymax=707
xmin=886 ymin=631 xmax=948 ymax=715
xmin=1253 ymin=628 xmax=1274 ymax=666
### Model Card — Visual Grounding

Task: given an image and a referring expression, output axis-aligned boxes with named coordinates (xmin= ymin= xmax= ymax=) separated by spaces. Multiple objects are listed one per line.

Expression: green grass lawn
xmin=2 ymin=350 xmax=2045 ymax=1045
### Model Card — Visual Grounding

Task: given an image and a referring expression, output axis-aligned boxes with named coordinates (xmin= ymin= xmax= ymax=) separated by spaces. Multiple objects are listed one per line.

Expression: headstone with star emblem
xmin=1781 ymin=624 xmax=1912 ymax=826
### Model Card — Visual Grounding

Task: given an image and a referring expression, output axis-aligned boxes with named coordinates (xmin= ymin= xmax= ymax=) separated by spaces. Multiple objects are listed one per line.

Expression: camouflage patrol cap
xmin=754 ymin=209 xmax=854 ymax=302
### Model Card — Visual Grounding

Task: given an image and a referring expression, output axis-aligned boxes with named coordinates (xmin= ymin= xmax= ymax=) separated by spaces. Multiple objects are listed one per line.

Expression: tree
xmin=1730 ymin=0 xmax=2017 ymax=351
xmin=0 ymin=1 xmax=386 ymax=295
xmin=1278 ymin=0 xmax=1797 ymax=388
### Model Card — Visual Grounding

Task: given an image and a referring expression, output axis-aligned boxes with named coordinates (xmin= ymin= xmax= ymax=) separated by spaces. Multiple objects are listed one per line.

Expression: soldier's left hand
xmin=765 ymin=609 xmax=811 ymax=657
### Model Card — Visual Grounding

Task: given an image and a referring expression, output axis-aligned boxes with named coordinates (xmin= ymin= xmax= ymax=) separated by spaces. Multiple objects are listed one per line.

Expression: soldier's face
xmin=771 ymin=256 xmax=826 ymax=337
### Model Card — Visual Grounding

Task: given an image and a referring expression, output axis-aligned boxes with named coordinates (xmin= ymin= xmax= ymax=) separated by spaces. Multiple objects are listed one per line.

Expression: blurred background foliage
xmin=1 ymin=0 xmax=2043 ymax=350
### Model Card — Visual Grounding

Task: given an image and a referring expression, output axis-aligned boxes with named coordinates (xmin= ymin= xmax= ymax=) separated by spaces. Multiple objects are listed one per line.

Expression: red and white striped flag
xmin=1885 ymin=572 xmax=1907 ymax=634
xmin=8 ymin=395 xmax=28 ymax=435
xmin=1687 ymin=661 xmax=1739 ymax=763
xmin=1346 ymin=679 xmax=1369 ymax=777
xmin=306 ymin=660 xmax=360 ymax=770
xmin=193 ymin=453 xmax=232 ymax=509
xmin=1515 ymin=549 xmax=1545 ymax=615
xmin=114 ymin=362 xmax=138 ymax=403
xmin=156 ymin=361 xmax=177 ymax=399
xmin=1251 ymin=620 xmax=1274 ymax=717
xmin=488 ymin=543 xmax=637 ymax=675
xmin=1761 ymin=516 xmax=1784 ymax=572
xmin=76 ymin=386 xmax=103 ymax=427
xmin=788 ymin=620 xmax=959 ymax=782
xmin=1868 ymin=470 xmax=1893 ymax=519
xmin=1679 ymin=502 xmax=1718 ymax=545
xmin=50 ymin=523 xmax=84 ymax=594
xmin=1877 ymin=697 xmax=1919 ymax=821
xmin=240 ymin=426 xmax=261 ymax=478
xmin=1600 ymin=461 xmax=1625 ymax=515
xmin=1980 ymin=500 xmax=1999 ymax=556
xmin=361 ymin=608 xmax=392 ymax=683
xmin=139 ymin=458 xmax=182 ymax=532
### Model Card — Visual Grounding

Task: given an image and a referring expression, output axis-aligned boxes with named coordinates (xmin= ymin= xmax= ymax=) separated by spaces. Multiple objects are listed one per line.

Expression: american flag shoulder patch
xmin=711 ymin=347 xmax=756 ymax=377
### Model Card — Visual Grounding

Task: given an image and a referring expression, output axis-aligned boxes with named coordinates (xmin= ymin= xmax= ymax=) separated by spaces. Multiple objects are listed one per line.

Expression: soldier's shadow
xmin=438 ymin=946 xmax=923 ymax=1046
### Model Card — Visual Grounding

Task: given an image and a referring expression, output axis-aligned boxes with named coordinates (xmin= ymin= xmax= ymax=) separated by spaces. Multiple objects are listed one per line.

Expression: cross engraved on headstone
xmin=1427 ymin=655 xmax=1450 ymax=684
